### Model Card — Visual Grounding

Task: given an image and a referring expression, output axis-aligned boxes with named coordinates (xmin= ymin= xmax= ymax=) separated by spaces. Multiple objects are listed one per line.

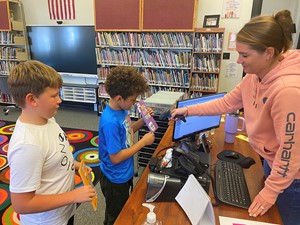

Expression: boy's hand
xmin=141 ymin=132 xmax=155 ymax=146
xmin=72 ymin=185 xmax=96 ymax=203
xmin=86 ymin=166 xmax=92 ymax=174
xmin=147 ymin=107 xmax=154 ymax=117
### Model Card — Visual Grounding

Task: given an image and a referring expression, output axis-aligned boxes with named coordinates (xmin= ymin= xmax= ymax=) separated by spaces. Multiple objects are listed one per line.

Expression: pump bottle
xmin=142 ymin=203 xmax=162 ymax=225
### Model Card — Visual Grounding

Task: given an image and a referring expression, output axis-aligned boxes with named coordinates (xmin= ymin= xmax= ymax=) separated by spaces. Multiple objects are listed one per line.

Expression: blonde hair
xmin=236 ymin=10 xmax=293 ymax=57
xmin=8 ymin=60 xmax=63 ymax=107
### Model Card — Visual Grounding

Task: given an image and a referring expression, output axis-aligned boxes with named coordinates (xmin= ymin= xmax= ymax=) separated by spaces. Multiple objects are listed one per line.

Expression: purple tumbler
xmin=224 ymin=113 xmax=245 ymax=143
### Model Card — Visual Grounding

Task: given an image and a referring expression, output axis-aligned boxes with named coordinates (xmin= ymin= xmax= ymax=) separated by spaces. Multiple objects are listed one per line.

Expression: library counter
xmin=114 ymin=122 xmax=283 ymax=225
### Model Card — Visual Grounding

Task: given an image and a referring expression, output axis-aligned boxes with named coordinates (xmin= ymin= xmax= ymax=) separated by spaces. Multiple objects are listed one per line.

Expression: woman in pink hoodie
xmin=171 ymin=10 xmax=300 ymax=225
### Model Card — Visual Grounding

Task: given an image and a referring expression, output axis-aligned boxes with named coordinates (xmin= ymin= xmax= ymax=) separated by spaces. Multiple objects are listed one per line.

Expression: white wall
xmin=261 ymin=0 xmax=300 ymax=49
xmin=196 ymin=0 xmax=253 ymax=93
xmin=21 ymin=0 xmax=94 ymax=25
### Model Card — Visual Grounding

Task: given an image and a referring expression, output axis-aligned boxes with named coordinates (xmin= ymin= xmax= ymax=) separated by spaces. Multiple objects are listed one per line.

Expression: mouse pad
xmin=217 ymin=150 xmax=255 ymax=169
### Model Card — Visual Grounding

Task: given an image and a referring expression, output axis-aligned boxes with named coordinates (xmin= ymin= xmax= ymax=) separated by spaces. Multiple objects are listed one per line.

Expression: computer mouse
xmin=224 ymin=150 xmax=239 ymax=159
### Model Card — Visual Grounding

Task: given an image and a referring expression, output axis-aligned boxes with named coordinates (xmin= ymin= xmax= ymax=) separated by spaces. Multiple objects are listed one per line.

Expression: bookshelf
xmin=96 ymin=31 xmax=194 ymax=114
xmin=190 ymin=28 xmax=224 ymax=98
xmin=0 ymin=0 xmax=29 ymax=106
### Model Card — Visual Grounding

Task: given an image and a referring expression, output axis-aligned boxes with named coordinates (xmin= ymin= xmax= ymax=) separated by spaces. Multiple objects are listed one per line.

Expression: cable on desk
xmin=206 ymin=166 xmax=221 ymax=207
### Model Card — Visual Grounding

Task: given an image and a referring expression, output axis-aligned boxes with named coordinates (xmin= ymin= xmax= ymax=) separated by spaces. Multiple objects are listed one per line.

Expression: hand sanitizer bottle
xmin=142 ymin=203 xmax=162 ymax=225
xmin=161 ymin=148 xmax=173 ymax=168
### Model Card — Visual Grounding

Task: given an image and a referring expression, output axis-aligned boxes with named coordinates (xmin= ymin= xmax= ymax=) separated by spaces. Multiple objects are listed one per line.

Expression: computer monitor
xmin=172 ymin=92 xmax=226 ymax=142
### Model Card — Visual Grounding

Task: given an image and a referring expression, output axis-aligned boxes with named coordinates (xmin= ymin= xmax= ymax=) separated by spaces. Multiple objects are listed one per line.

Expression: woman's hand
xmin=170 ymin=107 xmax=188 ymax=120
xmin=248 ymin=194 xmax=273 ymax=217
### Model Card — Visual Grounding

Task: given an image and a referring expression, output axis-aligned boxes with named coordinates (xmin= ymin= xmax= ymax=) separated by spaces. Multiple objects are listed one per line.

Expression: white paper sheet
xmin=219 ymin=216 xmax=280 ymax=225
xmin=175 ymin=174 xmax=215 ymax=225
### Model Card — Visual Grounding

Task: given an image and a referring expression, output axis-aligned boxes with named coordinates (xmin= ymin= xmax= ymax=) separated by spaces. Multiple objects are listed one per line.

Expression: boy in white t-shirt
xmin=7 ymin=60 xmax=96 ymax=225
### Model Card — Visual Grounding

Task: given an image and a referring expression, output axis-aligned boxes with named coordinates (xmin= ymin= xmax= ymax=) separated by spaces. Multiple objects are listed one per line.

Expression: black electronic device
xmin=172 ymin=146 xmax=208 ymax=175
xmin=172 ymin=92 xmax=226 ymax=142
xmin=159 ymin=147 xmax=211 ymax=193
xmin=200 ymin=133 xmax=210 ymax=153
xmin=27 ymin=26 xmax=97 ymax=75
xmin=158 ymin=109 xmax=186 ymax=123
xmin=224 ymin=150 xmax=239 ymax=159
xmin=174 ymin=115 xmax=186 ymax=122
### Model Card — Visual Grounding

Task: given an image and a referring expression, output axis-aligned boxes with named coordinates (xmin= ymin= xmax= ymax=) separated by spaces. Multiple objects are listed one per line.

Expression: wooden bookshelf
xmin=95 ymin=31 xmax=194 ymax=114
xmin=0 ymin=0 xmax=29 ymax=107
xmin=190 ymin=28 xmax=225 ymax=98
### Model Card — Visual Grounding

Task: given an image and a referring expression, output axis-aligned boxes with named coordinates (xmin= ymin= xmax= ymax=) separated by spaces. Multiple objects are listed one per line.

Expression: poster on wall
xmin=222 ymin=0 xmax=241 ymax=18
xmin=227 ymin=32 xmax=237 ymax=50
xmin=225 ymin=61 xmax=238 ymax=78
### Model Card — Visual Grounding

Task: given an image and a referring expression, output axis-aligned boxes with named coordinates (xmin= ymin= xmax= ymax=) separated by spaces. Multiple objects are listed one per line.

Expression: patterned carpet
xmin=0 ymin=120 xmax=100 ymax=225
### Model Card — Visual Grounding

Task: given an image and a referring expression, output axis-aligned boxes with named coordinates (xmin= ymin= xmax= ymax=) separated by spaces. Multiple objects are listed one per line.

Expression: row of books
xmin=0 ymin=61 xmax=18 ymax=75
xmin=194 ymin=33 xmax=223 ymax=52
xmin=190 ymin=91 xmax=203 ymax=98
xmin=97 ymin=67 xmax=110 ymax=82
xmin=96 ymin=32 xmax=194 ymax=49
xmin=96 ymin=48 xmax=191 ymax=68
xmin=193 ymin=55 xmax=220 ymax=72
xmin=1 ymin=46 xmax=17 ymax=59
xmin=142 ymin=69 xmax=190 ymax=88
xmin=98 ymin=83 xmax=188 ymax=101
xmin=97 ymin=66 xmax=190 ymax=88
xmin=0 ymin=32 xmax=15 ymax=45
xmin=98 ymin=84 xmax=109 ymax=98
xmin=0 ymin=92 xmax=14 ymax=104
xmin=190 ymin=73 xmax=219 ymax=91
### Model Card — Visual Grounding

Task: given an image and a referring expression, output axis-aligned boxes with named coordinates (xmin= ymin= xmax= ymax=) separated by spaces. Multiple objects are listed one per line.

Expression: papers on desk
xmin=219 ymin=216 xmax=280 ymax=225
xmin=175 ymin=174 xmax=215 ymax=225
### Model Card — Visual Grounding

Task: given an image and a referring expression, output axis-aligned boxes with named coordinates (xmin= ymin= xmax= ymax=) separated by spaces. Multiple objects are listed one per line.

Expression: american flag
xmin=48 ymin=0 xmax=75 ymax=20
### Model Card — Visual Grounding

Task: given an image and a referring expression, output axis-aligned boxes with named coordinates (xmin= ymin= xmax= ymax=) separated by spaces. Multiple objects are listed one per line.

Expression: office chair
xmin=0 ymin=76 xmax=19 ymax=115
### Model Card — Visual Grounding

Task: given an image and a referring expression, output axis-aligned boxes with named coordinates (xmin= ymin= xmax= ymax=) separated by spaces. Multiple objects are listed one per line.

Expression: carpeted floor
xmin=0 ymin=120 xmax=100 ymax=225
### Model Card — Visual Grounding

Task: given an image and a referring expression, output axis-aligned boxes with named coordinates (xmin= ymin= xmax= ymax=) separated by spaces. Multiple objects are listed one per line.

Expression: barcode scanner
xmin=174 ymin=115 xmax=186 ymax=122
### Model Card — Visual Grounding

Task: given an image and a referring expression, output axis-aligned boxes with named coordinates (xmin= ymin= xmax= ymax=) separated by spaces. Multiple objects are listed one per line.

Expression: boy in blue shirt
xmin=98 ymin=66 xmax=155 ymax=225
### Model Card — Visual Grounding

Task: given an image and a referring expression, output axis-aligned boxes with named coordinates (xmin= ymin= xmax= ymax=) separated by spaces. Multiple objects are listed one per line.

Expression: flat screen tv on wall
xmin=27 ymin=26 xmax=97 ymax=75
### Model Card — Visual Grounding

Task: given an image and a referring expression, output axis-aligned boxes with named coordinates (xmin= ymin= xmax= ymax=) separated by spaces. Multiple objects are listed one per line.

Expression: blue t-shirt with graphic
xmin=98 ymin=105 xmax=134 ymax=183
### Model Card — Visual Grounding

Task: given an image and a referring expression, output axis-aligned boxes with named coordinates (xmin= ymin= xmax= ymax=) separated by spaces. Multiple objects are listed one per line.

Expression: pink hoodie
xmin=187 ymin=50 xmax=300 ymax=204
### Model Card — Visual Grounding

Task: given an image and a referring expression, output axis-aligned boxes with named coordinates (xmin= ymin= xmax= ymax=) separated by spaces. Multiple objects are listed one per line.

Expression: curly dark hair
xmin=105 ymin=66 xmax=148 ymax=99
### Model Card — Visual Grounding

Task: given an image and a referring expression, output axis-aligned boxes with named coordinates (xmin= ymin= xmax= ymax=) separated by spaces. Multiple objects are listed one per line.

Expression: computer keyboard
xmin=215 ymin=160 xmax=251 ymax=209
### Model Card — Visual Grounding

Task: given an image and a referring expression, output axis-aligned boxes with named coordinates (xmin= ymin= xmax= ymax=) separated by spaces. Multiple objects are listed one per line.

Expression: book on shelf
xmin=78 ymin=160 xmax=98 ymax=211
xmin=136 ymin=100 xmax=158 ymax=132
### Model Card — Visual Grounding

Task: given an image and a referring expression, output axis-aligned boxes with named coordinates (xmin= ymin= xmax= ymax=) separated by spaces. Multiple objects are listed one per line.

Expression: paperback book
xmin=136 ymin=100 xmax=158 ymax=132
xmin=78 ymin=160 xmax=98 ymax=211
